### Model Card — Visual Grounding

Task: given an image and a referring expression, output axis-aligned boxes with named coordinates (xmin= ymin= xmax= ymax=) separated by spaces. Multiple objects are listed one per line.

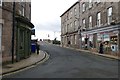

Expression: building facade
xmin=61 ymin=1 xmax=80 ymax=48
xmin=79 ymin=1 xmax=120 ymax=56
xmin=0 ymin=1 xmax=34 ymax=63
xmin=61 ymin=1 xmax=120 ymax=57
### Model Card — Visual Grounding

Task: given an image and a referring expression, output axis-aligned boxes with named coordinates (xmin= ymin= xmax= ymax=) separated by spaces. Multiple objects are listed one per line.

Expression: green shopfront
xmin=15 ymin=16 xmax=34 ymax=61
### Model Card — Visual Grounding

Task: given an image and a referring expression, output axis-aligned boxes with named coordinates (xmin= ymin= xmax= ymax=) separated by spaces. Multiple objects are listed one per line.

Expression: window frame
xmin=74 ymin=8 xmax=77 ymax=16
xmin=89 ymin=16 xmax=92 ymax=29
xmin=97 ymin=12 xmax=101 ymax=27
xmin=89 ymin=0 xmax=92 ymax=8
xmin=0 ymin=0 xmax=2 ymax=6
xmin=82 ymin=3 xmax=85 ymax=12
xmin=82 ymin=19 xmax=86 ymax=29
xmin=107 ymin=7 xmax=112 ymax=24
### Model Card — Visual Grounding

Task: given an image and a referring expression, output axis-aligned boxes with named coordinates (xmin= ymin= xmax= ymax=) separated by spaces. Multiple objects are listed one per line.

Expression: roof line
xmin=60 ymin=1 xmax=79 ymax=17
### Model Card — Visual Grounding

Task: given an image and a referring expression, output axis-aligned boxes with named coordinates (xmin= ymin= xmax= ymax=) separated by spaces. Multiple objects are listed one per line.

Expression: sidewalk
xmin=65 ymin=46 xmax=119 ymax=60
xmin=1 ymin=50 xmax=49 ymax=76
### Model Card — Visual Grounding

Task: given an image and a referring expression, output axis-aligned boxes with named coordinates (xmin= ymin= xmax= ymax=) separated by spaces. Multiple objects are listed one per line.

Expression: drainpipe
xmin=11 ymin=2 xmax=15 ymax=64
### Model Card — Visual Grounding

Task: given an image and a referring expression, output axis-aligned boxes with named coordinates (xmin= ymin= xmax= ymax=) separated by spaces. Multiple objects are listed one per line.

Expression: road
xmin=3 ymin=41 xmax=119 ymax=78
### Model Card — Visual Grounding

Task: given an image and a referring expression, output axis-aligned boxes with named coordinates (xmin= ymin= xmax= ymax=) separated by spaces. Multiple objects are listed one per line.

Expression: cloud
xmin=31 ymin=0 xmax=78 ymax=40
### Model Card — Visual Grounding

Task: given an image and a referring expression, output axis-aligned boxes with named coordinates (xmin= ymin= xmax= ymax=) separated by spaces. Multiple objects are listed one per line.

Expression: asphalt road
xmin=3 ymin=41 xmax=119 ymax=78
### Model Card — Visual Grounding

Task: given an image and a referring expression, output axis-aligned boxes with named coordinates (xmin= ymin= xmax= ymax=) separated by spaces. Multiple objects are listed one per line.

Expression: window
xmin=82 ymin=19 xmax=86 ymax=29
xmin=65 ymin=25 xmax=67 ymax=32
xmin=74 ymin=8 xmax=77 ymax=15
xmin=74 ymin=20 xmax=77 ymax=30
xmin=22 ymin=7 xmax=25 ymax=16
xmin=107 ymin=7 xmax=112 ymax=24
xmin=82 ymin=3 xmax=85 ymax=12
xmin=67 ymin=13 xmax=69 ymax=20
xmin=97 ymin=12 xmax=101 ymax=27
xmin=97 ymin=0 xmax=100 ymax=4
xmin=71 ymin=36 xmax=73 ymax=45
xmin=89 ymin=16 xmax=92 ymax=29
xmin=67 ymin=24 xmax=69 ymax=32
xmin=70 ymin=22 xmax=72 ymax=28
xmin=89 ymin=0 xmax=92 ymax=8
xmin=0 ymin=0 xmax=2 ymax=6
xmin=70 ymin=11 xmax=72 ymax=19
xmin=75 ymin=35 xmax=77 ymax=44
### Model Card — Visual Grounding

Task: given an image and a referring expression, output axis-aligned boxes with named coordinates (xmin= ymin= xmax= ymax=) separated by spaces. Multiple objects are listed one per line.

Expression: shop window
xmin=110 ymin=36 xmax=117 ymax=44
xmin=20 ymin=30 xmax=24 ymax=50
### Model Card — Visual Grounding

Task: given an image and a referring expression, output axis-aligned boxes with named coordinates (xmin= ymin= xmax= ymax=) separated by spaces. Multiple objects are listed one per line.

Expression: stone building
xmin=61 ymin=0 xmax=120 ymax=57
xmin=79 ymin=1 xmax=120 ymax=56
xmin=0 ymin=1 xmax=34 ymax=63
xmin=60 ymin=1 xmax=80 ymax=48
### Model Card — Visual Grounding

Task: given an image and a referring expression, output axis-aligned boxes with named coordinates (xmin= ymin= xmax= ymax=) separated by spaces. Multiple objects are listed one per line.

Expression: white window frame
xmin=107 ymin=7 xmax=112 ymax=24
xmin=82 ymin=19 xmax=86 ymax=29
xmin=70 ymin=11 xmax=72 ymax=19
xmin=89 ymin=0 xmax=92 ymax=8
xmin=97 ymin=12 xmax=101 ymax=27
xmin=89 ymin=16 xmax=92 ymax=29
xmin=74 ymin=8 xmax=77 ymax=16
xmin=0 ymin=0 xmax=2 ymax=6
xmin=82 ymin=3 xmax=85 ymax=12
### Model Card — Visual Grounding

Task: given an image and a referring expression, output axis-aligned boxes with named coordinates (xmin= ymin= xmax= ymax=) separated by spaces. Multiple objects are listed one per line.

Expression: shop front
xmin=15 ymin=16 xmax=34 ymax=61
xmin=81 ymin=24 xmax=120 ymax=56
xmin=97 ymin=30 xmax=119 ymax=56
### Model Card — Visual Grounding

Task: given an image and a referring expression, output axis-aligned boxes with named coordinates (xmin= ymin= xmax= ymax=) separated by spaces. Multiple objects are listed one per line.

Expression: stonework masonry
xmin=61 ymin=1 xmax=120 ymax=57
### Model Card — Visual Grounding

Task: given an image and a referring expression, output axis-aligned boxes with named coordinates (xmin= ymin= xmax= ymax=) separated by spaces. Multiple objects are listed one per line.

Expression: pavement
xmin=64 ymin=46 xmax=119 ymax=60
xmin=1 ymin=50 xmax=49 ymax=76
xmin=52 ymin=44 xmax=119 ymax=60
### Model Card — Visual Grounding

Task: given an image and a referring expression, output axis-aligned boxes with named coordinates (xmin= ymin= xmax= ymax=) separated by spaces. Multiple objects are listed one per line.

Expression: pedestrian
xmin=36 ymin=41 xmax=40 ymax=54
xmin=99 ymin=42 xmax=103 ymax=54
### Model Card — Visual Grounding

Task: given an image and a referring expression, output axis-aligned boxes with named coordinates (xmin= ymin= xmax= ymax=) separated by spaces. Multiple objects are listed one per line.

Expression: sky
xmin=31 ymin=0 xmax=78 ymax=41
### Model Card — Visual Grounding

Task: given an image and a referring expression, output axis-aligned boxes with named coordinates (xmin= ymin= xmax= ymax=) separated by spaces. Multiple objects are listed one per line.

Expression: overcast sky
xmin=31 ymin=0 xmax=78 ymax=40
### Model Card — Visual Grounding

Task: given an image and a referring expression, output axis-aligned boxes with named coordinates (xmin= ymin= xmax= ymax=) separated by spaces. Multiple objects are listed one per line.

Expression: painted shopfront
xmin=81 ymin=24 xmax=120 ymax=56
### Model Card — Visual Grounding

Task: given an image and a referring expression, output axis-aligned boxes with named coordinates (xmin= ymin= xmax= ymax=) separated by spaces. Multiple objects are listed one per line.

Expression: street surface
xmin=3 ymin=41 xmax=119 ymax=78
